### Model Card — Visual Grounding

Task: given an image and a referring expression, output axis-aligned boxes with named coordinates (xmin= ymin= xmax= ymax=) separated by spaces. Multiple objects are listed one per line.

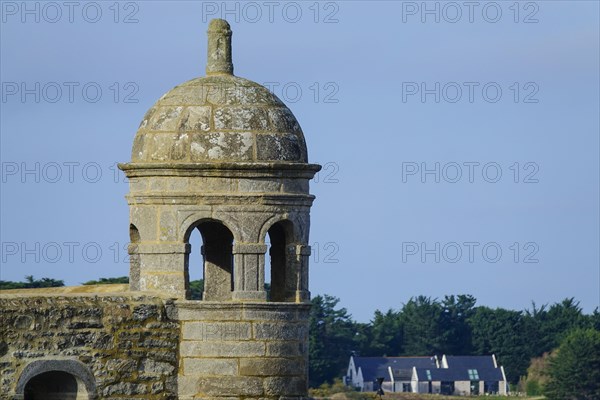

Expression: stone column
xmin=136 ymin=243 xmax=190 ymax=299
xmin=293 ymin=244 xmax=311 ymax=302
xmin=232 ymin=243 xmax=268 ymax=301
xmin=202 ymin=242 xmax=233 ymax=301
xmin=127 ymin=243 xmax=141 ymax=291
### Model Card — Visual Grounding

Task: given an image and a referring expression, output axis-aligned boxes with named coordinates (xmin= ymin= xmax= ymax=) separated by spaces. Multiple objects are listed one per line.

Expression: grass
xmin=378 ymin=395 xmax=543 ymax=400
xmin=309 ymin=388 xmax=545 ymax=400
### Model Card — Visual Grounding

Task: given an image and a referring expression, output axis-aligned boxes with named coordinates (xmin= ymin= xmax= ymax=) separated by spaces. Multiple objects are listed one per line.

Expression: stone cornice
xmin=118 ymin=162 xmax=321 ymax=179
xmin=125 ymin=193 xmax=316 ymax=206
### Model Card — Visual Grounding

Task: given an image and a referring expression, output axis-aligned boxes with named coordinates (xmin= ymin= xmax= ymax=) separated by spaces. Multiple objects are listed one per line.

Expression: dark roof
xmin=444 ymin=356 xmax=504 ymax=381
xmin=414 ymin=355 xmax=504 ymax=382
xmin=445 ymin=355 xmax=496 ymax=370
xmin=353 ymin=357 xmax=437 ymax=382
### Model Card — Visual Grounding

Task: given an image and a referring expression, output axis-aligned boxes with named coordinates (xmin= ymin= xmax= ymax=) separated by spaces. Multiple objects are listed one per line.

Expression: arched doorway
xmin=185 ymin=220 xmax=234 ymax=301
xmin=24 ymin=370 xmax=86 ymax=400
xmin=16 ymin=360 xmax=97 ymax=400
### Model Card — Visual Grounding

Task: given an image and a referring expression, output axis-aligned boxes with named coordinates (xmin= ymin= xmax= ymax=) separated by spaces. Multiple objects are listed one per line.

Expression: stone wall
xmin=0 ymin=293 xmax=179 ymax=399
xmin=171 ymin=301 xmax=309 ymax=400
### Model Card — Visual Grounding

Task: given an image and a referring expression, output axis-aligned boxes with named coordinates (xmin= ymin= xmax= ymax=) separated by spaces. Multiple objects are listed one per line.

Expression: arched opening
xmin=129 ymin=224 xmax=141 ymax=290
xmin=185 ymin=220 xmax=234 ymax=301
xmin=24 ymin=371 xmax=87 ymax=400
xmin=187 ymin=228 xmax=204 ymax=299
xmin=129 ymin=224 xmax=140 ymax=242
xmin=266 ymin=220 xmax=294 ymax=302
xmin=16 ymin=360 xmax=97 ymax=400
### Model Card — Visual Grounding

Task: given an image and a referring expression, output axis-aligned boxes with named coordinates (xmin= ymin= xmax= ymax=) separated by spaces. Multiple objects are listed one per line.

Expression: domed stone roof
xmin=131 ymin=19 xmax=307 ymax=164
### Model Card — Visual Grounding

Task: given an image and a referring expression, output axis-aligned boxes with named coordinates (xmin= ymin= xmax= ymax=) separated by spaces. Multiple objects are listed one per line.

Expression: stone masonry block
xmin=239 ymin=358 xmax=304 ymax=376
xmin=184 ymin=358 xmax=238 ymax=376
xmin=196 ymin=376 xmax=264 ymax=397
xmin=243 ymin=308 xmax=298 ymax=322
xmin=180 ymin=340 xmax=265 ymax=358
xmin=173 ymin=305 xmax=242 ymax=321
xmin=253 ymin=323 xmax=307 ymax=340
xmin=159 ymin=210 xmax=179 ymax=241
xmin=178 ymin=106 xmax=211 ymax=132
xmin=263 ymin=376 xmax=307 ymax=396
xmin=214 ymin=107 xmax=269 ymax=131
xmin=130 ymin=206 xmax=158 ymax=242
xmin=265 ymin=341 xmax=303 ymax=357
xmin=182 ymin=322 xmax=252 ymax=341
xmin=238 ymin=178 xmax=282 ymax=193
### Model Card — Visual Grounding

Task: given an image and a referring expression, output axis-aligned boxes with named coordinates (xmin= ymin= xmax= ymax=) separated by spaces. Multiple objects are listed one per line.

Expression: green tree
xmin=544 ymin=298 xmax=586 ymax=348
xmin=523 ymin=302 xmax=551 ymax=359
xmin=309 ymin=295 xmax=357 ymax=387
xmin=189 ymin=279 xmax=204 ymax=300
xmin=365 ymin=309 xmax=403 ymax=356
xmin=469 ymin=306 xmax=530 ymax=383
xmin=400 ymin=296 xmax=443 ymax=355
xmin=545 ymin=328 xmax=600 ymax=400
xmin=351 ymin=321 xmax=374 ymax=356
xmin=439 ymin=294 xmax=476 ymax=355
xmin=82 ymin=276 xmax=129 ymax=285
xmin=0 ymin=276 xmax=64 ymax=290
xmin=589 ymin=308 xmax=600 ymax=331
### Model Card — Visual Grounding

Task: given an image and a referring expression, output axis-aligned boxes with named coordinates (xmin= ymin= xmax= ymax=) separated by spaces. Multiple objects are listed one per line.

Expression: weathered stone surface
xmin=130 ymin=206 xmax=158 ymax=241
xmin=256 ymin=133 xmax=304 ymax=161
xmin=159 ymin=210 xmax=179 ymax=241
xmin=182 ymin=322 xmax=252 ymax=341
xmin=190 ymin=131 xmax=254 ymax=161
xmin=238 ymin=178 xmax=282 ymax=193
xmin=283 ymin=178 xmax=310 ymax=194
xmin=253 ymin=322 xmax=308 ymax=340
xmin=0 ymin=295 xmax=179 ymax=399
xmin=178 ymin=106 xmax=211 ymax=132
xmin=103 ymin=381 xmax=149 ymax=396
xmin=196 ymin=376 xmax=264 ymax=396
xmin=206 ymin=18 xmax=233 ymax=75
xmin=184 ymin=358 xmax=238 ymax=375
xmin=173 ymin=303 xmax=243 ymax=321
xmin=243 ymin=307 xmax=298 ymax=321
xmin=139 ymin=272 xmax=187 ymax=296
xmin=267 ymin=108 xmax=302 ymax=133
xmin=180 ymin=340 xmax=265 ymax=357
xmin=140 ymin=359 xmax=176 ymax=376
xmin=148 ymin=106 xmax=184 ymax=131
xmin=263 ymin=376 xmax=307 ymax=396
xmin=128 ymin=67 xmax=310 ymax=164
xmin=106 ymin=359 xmax=138 ymax=373
xmin=214 ymin=107 xmax=270 ymax=131
xmin=133 ymin=303 xmax=160 ymax=321
xmin=239 ymin=358 xmax=304 ymax=376
xmin=266 ymin=341 xmax=303 ymax=357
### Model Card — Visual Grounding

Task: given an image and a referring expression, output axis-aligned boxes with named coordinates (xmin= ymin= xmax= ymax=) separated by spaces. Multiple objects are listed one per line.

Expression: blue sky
xmin=1 ymin=1 xmax=598 ymax=322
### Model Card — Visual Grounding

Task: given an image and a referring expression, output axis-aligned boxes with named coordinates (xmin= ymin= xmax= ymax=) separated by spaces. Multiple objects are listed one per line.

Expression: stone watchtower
xmin=119 ymin=19 xmax=320 ymax=399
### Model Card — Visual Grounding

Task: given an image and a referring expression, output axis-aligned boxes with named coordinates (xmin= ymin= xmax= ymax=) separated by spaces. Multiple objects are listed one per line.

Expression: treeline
xmin=309 ymin=294 xmax=600 ymax=388
xmin=0 ymin=275 xmax=65 ymax=289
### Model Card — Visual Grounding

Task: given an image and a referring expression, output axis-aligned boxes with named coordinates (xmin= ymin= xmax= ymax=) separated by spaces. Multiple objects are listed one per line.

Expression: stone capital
xmin=287 ymin=244 xmax=311 ymax=256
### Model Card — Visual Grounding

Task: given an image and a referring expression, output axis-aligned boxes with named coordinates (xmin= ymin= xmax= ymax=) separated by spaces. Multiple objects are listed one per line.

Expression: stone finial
xmin=206 ymin=19 xmax=233 ymax=75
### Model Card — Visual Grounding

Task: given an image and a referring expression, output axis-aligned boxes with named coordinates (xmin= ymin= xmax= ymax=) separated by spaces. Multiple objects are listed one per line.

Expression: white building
xmin=346 ymin=354 xmax=508 ymax=396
